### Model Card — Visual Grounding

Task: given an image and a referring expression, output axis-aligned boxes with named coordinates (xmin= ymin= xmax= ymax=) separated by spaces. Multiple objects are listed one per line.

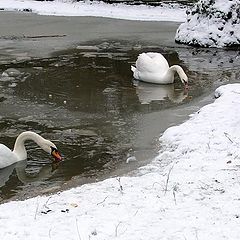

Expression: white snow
xmin=1 ymin=83 xmax=240 ymax=239
xmin=175 ymin=0 xmax=240 ymax=47
xmin=0 ymin=0 xmax=186 ymax=22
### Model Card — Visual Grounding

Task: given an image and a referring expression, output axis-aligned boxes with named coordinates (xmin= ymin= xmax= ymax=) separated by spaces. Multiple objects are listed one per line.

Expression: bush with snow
xmin=175 ymin=0 xmax=240 ymax=48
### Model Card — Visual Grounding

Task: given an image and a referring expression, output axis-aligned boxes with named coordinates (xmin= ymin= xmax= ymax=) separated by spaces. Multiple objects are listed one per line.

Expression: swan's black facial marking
xmin=182 ymin=78 xmax=189 ymax=88
xmin=51 ymin=146 xmax=62 ymax=162
xmin=51 ymin=146 xmax=57 ymax=152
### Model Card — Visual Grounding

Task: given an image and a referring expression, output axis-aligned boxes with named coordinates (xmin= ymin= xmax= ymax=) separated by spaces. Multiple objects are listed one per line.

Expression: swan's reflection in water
xmin=133 ymin=80 xmax=188 ymax=104
xmin=0 ymin=161 xmax=60 ymax=188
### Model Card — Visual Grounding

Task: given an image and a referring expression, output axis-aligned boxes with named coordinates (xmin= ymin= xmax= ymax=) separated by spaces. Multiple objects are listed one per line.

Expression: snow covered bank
xmin=175 ymin=0 xmax=240 ymax=47
xmin=1 ymin=83 xmax=240 ymax=239
xmin=0 ymin=0 xmax=186 ymax=22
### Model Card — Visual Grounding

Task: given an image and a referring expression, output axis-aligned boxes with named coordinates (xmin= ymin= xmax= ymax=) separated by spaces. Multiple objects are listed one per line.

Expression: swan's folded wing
xmin=146 ymin=52 xmax=169 ymax=69
xmin=136 ymin=53 xmax=169 ymax=75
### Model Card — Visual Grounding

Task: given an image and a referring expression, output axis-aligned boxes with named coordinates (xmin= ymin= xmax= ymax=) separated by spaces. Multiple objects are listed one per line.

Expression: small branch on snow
xmin=152 ymin=182 xmax=162 ymax=188
xmin=43 ymin=196 xmax=52 ymax=209
xmin=164 ymin=163 xmax=175 ymax=195
xmin=97 ymin=196 xmax=108 ymax=205
xmin=116 ymin=177 xmax=123 ymax=194
xmin=133 ymin=209 xmax=139 ymax=217
xmin=232 ymin=91 xmax=240 ymax=95
xmin=49 ymin=228 xmax=52 ymax=239
xmin=224 ymin=132 xmax=234 ymax=143
xmin=173 ymin=190 xmax=176 ymax=205
xmin=172 ymin=184 xmax=179 ymax=205
xmin=115 ymin=221 xmax=127 ymax=237
xmin=76 ymin=218 xmax=81 ymax=240
xmin=34 ymin=197 xmax=39 ymax=220
xmin=115 ymin=221 xmax=122 ymax=237
xmin=194 ymin=228 xmax=199 ymax=240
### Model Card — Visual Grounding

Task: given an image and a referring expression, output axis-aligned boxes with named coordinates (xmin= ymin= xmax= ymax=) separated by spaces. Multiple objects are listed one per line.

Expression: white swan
xmin=131 ymin=52 xmax=188 ymax=86
xmin=0 ymin=131 xmax=62 ymax=169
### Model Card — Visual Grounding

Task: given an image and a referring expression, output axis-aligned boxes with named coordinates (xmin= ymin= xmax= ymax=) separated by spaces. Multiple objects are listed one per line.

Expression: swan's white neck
xmin=168 ymin=65 xmax=184 ymax=76
xmin=13 ymin=131 xmax=47 ymax=161
xmin=168 ymin=65 xmax=187 ymax=83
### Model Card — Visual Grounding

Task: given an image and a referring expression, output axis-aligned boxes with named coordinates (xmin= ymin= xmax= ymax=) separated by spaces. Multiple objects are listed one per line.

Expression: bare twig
xmin=76 ymin=218 xmax=81 ymax=240
xmin=152 ymin=182 xmax=162 ymax=188
xmin=172 ymin=184 xmax=179 ymax=205
xmin=224 ymin=132 xmax=234 ymax=143
xmin=97 ymin=196 xmax=108 ymax=205
xmin=116 ymin=177 xmax=123 ymax=194
xmin=232 ymin=91 xmax=240 ymax=95
xmin=207 ymin=141 xmax=210 ymax=149
xmin=133 ymin=209 xmax=139 ymax=217
xmin=115 ymin=221 xmax=123 ymax=237
xmin=43 ymin=196 xmax=52 ymax=209
xmin=194 ymin=228 xmax=199 ymax=240
xmin=48 ymin=228 xmax=52 ymax=239
xmin=164 ymin=164 xmax=175 ymax=195
xmin=173 ymin=191 xmax=176 ymax=205
xmin=34 ymin=197 xmax=39 ymax=220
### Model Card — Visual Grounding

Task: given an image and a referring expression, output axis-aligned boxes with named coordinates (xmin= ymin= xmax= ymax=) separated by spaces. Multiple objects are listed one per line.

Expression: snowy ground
xmin=0 ymin=0 xmax=186 ymax=22
xmin=1 ymin=83 xmax=240 ymax=239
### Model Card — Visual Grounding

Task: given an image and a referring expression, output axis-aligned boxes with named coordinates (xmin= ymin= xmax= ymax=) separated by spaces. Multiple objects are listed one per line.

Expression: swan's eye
xmin=51 ymin=147 xmax=62 ymax=162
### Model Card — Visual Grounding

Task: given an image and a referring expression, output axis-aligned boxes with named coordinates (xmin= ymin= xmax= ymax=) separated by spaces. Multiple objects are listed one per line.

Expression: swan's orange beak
xmin=51 ymin=148 xmax=62 ymax=162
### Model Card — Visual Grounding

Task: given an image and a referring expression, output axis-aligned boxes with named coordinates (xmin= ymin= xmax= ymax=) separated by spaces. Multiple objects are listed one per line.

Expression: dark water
xmin=0 ymin=39 xmax=239 ymax=201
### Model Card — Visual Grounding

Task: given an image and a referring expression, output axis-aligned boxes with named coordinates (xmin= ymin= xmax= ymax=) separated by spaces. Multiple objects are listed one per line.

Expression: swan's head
xmin=180 ymin=72 xmax=188 ymax=88
xmin=171 ymin=65 xmax=189 ymax=88
xmin=42 ymin=140 xmax=62 ymax=162
xmin=51 ymin=146 xmax=62 ymax=163
xmin=180 ymin=72 xmax=188 ymax=86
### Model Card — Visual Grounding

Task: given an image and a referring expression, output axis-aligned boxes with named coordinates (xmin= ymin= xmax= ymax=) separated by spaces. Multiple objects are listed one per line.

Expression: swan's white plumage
xmin=0 ymin=144 xmax=18 ymax=169
xmin=136 ymin=52 xmax=169 ymax=75
xmin=131 ymin=52 xmax=188 ymax=85
xmin=0 ymin=131 xmax=61 ymax=169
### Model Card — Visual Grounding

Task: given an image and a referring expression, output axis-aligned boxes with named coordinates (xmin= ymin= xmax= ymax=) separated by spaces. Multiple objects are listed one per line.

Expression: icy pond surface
xmin=0 ymin=39 xmax=239 ymax=202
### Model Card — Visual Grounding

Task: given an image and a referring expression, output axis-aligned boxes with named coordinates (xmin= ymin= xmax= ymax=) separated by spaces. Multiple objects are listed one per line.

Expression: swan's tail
xmin=131 ymin=65 xmax=136 ymax=72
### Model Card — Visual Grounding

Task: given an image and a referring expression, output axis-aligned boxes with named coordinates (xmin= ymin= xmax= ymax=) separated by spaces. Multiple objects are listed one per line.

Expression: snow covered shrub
xmin=175 ymin=0 xmax=240 ymax=48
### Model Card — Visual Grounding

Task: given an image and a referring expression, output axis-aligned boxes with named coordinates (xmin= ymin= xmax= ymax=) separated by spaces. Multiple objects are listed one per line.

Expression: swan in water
xmin=0 ymin=131 xmax=62 ymax=169
xmin=131 ymin=52 xmax=188 ymax=87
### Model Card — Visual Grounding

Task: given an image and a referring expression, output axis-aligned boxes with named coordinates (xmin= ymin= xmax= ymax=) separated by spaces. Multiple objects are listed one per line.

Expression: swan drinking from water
xmin=0 ymin=131 xmax=62 ymax=169
xmin=131 ymin=52 xmax=188 ymax=87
